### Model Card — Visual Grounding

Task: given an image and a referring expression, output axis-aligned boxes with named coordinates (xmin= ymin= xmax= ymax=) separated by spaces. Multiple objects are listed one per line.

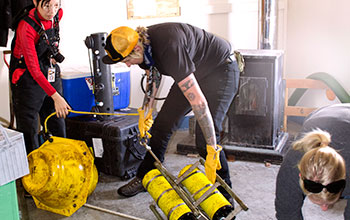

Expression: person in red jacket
xmin=9 ymin=0 xmax=70 ymax=154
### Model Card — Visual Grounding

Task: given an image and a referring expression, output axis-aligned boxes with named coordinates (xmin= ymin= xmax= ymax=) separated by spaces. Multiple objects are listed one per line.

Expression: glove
xmin=138 ymin=108 xmax=154 ymax=139
xmin=205 ymin=144 xmax=222 ymax=184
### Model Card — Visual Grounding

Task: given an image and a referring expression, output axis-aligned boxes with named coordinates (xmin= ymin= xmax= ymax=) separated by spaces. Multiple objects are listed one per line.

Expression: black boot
xmin=117 ymin=177 xmax=146 ymax=197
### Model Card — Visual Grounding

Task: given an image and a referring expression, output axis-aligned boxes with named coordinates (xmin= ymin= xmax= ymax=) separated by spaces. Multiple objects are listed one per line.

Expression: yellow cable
xmin=44 ymin=109 xmax=139 ymax=133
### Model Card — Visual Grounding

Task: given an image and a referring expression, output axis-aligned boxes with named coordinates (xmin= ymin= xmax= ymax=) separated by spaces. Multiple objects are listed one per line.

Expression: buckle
xmin=226 ymin=54 xmax=236 ymax=64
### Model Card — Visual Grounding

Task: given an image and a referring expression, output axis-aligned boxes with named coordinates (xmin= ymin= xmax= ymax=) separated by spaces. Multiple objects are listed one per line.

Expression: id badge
xmin=48 ymin=67 xmax=56 ymax=82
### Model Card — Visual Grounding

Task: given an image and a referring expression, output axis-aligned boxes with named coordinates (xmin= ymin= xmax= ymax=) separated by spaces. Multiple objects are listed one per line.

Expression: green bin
xmin=0 ymin=181 xmax=19 ymax=220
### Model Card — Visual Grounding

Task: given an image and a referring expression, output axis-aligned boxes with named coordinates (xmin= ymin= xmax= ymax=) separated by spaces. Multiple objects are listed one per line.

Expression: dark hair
xmin=38 ymin=0 xmax=49 ymax=8
xmin=37 ymin=0 xmax=60 ymax=8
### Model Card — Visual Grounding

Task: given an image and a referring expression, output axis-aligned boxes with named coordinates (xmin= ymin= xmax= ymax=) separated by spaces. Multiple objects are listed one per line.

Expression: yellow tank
xmin=142 ymin=169 xmax=195 ymax=220
xmin=22 ymin=136 xmax=98 ymax=216
xmin=178 ymin=164 xmax=232 ymax=220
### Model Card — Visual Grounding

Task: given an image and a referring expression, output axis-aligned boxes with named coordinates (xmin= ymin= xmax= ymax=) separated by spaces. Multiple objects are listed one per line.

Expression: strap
xmin=53 ymin=10 xmax=60 ymax=29
xmin=25 ymin=10 xmax=61 ymax=57
xmin=23 ymin=16 xmax=45 ymax=36
xmin=143 ymin=43 xmax=154 ymax=68
xmin=126 ymin=128 xmax=147 ymax=160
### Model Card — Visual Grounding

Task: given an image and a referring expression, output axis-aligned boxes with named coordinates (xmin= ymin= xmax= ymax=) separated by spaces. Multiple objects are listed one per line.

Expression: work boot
xmin=117 ymin=177 xmax=146 ymax=197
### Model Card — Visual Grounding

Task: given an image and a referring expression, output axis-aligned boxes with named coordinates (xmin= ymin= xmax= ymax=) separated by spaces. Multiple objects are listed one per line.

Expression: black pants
xmin=136 ymin=59 xmax=240 ymax=189
xmin=11 ymin=71 xmax=66 ymax=154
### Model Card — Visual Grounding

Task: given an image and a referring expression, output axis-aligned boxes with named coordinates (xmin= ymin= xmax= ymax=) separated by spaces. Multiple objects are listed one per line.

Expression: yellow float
xmin=22 ymin=136 xmax=98 ymax=216
xmin=178 ymin=164 xmax=233 ymax=220
xmin=142 ymin=169 xmax=195 ymax=220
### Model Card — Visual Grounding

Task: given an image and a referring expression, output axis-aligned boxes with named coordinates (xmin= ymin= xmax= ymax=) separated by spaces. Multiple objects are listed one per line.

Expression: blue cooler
xmin=112 ymin=65 xmax=130 ymax=110
xmin=61 ymin=70 xmax=95 ymax=117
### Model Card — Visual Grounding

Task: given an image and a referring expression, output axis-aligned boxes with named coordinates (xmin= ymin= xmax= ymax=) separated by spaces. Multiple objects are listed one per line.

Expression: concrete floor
xmin=17 ymin=127 xmax=346 ymax=220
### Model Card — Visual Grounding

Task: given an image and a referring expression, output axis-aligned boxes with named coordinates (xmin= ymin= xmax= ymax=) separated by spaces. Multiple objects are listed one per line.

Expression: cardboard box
xmin=0 ymin=127 xmax=29 ymax=186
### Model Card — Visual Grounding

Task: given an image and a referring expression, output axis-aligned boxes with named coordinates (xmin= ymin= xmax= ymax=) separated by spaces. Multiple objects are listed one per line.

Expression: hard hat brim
xmin=102 ymin=55 xmax=119 ymax=64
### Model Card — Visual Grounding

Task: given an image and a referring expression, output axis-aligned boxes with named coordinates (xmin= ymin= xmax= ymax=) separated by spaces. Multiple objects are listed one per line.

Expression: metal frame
xmin=146 ymin=156 xmax=249 ymax=220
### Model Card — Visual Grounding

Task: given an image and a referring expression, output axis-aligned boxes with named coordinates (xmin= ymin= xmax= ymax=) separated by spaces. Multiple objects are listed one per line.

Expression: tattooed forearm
xmin=180 ymin=78 xmax=194 ymax=93
xmin=192 ymin=103 xmax=216 ymax=146
xmin=187 ymin=93 xmax=195 ymax=101
xmin=178 ymin=74 xmax=217 ymax=147
xmin=180 ymin=79 xmax=196 ymax=101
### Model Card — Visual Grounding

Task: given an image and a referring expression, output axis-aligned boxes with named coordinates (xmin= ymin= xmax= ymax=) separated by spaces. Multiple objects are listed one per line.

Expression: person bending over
xmin=102 ymin=23 xmax=240 ymax=200
xmin=275 ymin=103 xmax=350 ymax=219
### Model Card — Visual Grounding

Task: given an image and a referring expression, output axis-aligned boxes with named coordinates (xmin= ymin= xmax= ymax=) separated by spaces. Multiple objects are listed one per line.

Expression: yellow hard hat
xmin=102 ymin=26 xmax=139 ymax=64
xmin=22 ymin=136 xmax=98 ymax=216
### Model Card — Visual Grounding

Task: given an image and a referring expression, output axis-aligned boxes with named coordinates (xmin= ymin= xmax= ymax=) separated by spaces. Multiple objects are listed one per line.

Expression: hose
xmin=288 ymin=72 xmax=350 ymax=106
xmin=44 ymin=109 xmax=138 ymax=134
xmin=140 ymin=73 xmax=166 ymax=100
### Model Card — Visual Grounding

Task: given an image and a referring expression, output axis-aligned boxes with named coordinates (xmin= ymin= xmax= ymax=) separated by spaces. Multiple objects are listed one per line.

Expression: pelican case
xmin=65 ymin=112 xmax=146 ymax=180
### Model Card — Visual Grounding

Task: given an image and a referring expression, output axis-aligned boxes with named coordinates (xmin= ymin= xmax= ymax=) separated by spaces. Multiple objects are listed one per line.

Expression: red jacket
xmin=12 ymin=8 xmax=63 ymax=96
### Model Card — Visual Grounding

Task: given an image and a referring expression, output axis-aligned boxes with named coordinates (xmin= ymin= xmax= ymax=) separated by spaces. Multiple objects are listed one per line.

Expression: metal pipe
xmin=258 ymin=0 xmax=278 ymax=49
xmin=84 ymin=32 xmax=114 ymax=117
xmin=83 ymin=203 xmax=146 ymax=220
xmin=149 ymin=204 xmax=164 ymax=220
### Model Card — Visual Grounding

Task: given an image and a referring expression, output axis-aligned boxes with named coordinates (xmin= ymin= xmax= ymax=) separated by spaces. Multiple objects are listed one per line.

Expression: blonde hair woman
xmin=275 ymin=104 xmax=350 ymax=220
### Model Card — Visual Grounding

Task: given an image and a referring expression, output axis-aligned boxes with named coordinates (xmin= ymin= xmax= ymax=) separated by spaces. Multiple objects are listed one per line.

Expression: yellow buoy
xmin=142 ymin=169 xmax=195 ymax=220
xmin=178 ymin=165 xmax=233 ymax=220
xmin=22 ymin=136 xmax=98 ymax=216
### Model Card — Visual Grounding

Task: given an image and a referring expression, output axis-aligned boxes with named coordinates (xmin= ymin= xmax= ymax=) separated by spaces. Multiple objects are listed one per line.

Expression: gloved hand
xmin=138 ymin=108 xmax=154 ymax=139
xmin=205 ymin=144 xmax=222 ymax=184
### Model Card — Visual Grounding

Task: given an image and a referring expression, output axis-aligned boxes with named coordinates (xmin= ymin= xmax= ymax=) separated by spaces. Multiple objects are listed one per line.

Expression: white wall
xmin=59 ymin=0 xmax=212 ymax=67
xmin=0 ymin=31 xmax=13 ymax=125
xmin=285 ymin=0 xmax=350 ymax=107
xmin=59 ymin=0 xmax=214 ymax=112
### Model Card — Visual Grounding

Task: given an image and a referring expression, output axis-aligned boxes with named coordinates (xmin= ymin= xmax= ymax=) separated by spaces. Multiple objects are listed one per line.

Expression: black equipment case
xmin=65 ymin=113 xmax=146 ymax=180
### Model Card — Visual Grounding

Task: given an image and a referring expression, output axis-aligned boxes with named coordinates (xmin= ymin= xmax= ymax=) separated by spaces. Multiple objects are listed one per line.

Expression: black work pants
xmin=136 ymin=59 xmax=240 ymax=189
xmin=11 ymin=71 xmax=66 ymax=154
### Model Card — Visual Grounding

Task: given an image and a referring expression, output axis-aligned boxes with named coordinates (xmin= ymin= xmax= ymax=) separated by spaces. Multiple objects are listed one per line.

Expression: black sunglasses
xmin=303 ymin=178 xmax=346 ymax=194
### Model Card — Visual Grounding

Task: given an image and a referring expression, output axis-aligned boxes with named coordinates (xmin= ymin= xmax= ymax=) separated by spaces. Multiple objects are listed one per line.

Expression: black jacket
xmin=0 ymin=0 xmax=32 ymax=46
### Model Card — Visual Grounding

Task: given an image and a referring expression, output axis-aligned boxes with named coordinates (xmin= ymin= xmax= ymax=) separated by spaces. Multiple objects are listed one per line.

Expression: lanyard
xmin=34 ymin=9 xmax=56 ymax=67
